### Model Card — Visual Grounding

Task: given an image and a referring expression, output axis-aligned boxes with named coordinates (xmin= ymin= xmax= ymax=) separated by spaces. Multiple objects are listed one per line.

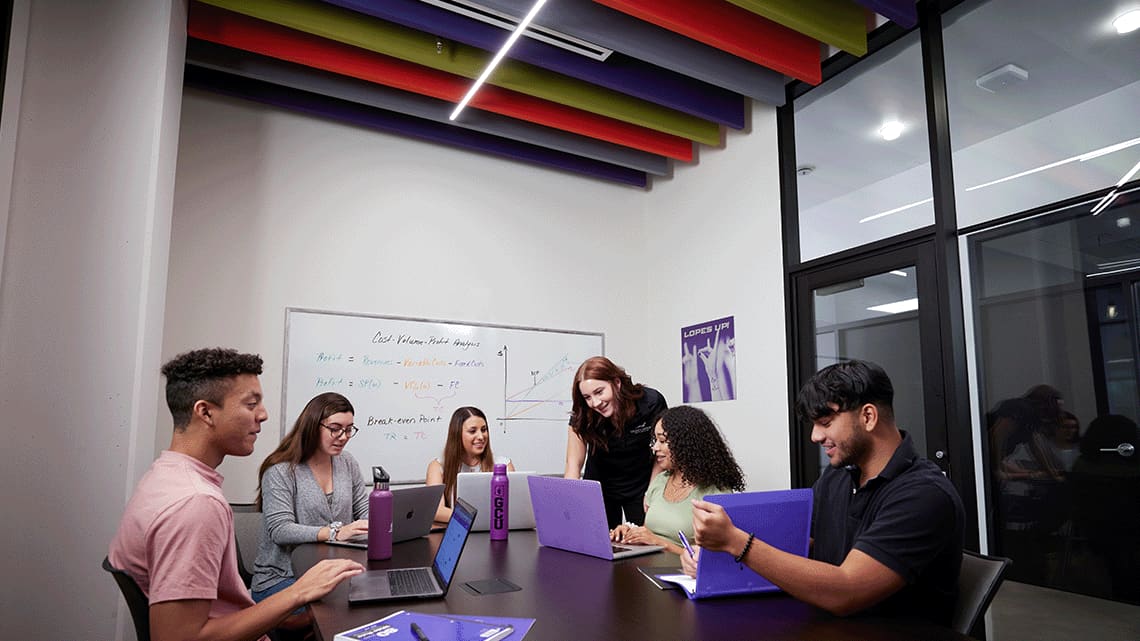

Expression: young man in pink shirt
xmin=109 ymin=348 xmax=363 ymax=641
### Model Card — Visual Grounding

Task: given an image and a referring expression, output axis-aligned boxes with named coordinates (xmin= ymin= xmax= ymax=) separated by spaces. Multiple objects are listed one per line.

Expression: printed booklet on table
xmin=334 ymin=609 xmax=535 ymax=641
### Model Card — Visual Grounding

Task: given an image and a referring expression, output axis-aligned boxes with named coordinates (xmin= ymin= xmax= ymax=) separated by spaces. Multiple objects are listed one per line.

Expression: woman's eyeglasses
xmin=321 ymin=423 xmax=359 ymax=439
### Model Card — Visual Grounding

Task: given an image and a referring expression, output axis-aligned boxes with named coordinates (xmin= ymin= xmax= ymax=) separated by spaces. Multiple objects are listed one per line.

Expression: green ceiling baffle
xmin=197 ymin=0 xmax=721 ymax=145
xmin=725 ymin=0 xmax=868 ymax=57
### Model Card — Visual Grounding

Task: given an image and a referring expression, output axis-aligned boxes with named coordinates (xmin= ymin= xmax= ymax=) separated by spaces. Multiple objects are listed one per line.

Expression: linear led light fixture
xmin=1088 ymin=264 xmax=1140 ymax=279
xmin=420 ymin=0 xmax=612 ymax=61
xmin=450 ymin=0 xmax=547 ymax=121
xmin=867 ymin=297 xmax=919 ymax=314
xmin=1096 ymin=257 xmax=1140 ymax=269
xmin=965 ymin=136 xmax=1140 ymax=193
xmin=859 ymin=137 xmax=1140 ymax=225
xmin=859 ymin=197 xmax=933 ymax=224
xmin=1090 ymin=158 xmax=1140 ymax=215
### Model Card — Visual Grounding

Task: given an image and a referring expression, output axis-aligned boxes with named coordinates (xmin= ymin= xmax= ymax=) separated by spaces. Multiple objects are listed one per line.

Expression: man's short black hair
xmin=161 ymin=348 xmax=263 ymax=430
xmin=796 ymin=359 xmax=894 ymax=423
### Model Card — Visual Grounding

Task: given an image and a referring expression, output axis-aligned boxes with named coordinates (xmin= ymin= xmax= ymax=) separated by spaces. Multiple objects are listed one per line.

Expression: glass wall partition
xmin=944 ymin=0 xmax=1140 ymax=228
xmin=965 ymin=186 xmax=1140 ymax=604
xmin=794 ymin=30 xmax=933 ymax=262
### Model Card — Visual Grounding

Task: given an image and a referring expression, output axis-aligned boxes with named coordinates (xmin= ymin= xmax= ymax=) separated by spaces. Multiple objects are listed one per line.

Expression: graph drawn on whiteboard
xmin=283 ymin=308 xmax=603 ymax=482
xmin=498 ymin=347 xmax=576 ymax=424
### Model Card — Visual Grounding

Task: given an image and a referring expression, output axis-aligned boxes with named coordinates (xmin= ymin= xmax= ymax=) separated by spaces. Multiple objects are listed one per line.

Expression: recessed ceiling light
xmin=1113 ymin=9 xmax=1140 ymax=34
xmin=867 ymin=298 xmax=919 ymax=314
xmin=878 ymin=121 xmax=904 ymax=141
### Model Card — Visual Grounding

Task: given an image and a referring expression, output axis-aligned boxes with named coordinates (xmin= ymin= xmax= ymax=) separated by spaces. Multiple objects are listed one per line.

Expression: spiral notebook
xmin=334 ymin=610 xmax=534 ymax=641
xmin=665 ymin=489 xmax=813 ymax=599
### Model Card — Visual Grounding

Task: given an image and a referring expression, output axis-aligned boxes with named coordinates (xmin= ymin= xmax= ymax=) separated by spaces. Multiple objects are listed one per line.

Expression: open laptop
xmin=668 ymin=489 xmax=812 ymax=599
xmin=347 ymin=497 xmax=477 ymax=603
xmin=327 ymin=484 xmax=445 ymax=549
xmin=456 ymin=470 xmax=537 ymax=532
xmin=528 ymin=476 xmax=663 ymax=560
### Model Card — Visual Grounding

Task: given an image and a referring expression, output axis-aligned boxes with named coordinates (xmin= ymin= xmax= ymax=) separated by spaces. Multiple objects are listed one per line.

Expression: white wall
xmin=645 ymin=103 xmax=790 ymax=490
xmin=165 ymin=90 xmax=657 ymax=500
xmin=0 ymin=2 xmax=185 ymax=640
xmin=165 ymin=93 xmax=788 ymax=501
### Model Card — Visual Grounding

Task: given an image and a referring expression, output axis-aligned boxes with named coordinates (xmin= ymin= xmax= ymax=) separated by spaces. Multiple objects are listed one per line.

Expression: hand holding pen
xmin=678 ymin=530 xmax=700 ymax=578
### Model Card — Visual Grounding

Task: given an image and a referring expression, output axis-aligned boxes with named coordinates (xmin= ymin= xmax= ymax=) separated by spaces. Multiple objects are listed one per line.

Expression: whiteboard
xmin=282 ymin=308 xmax=604 ymax=483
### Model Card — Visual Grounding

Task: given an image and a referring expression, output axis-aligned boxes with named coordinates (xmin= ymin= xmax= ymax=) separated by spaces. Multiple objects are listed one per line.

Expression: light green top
xmin=642 ymin=471 xmax=722 ymax=546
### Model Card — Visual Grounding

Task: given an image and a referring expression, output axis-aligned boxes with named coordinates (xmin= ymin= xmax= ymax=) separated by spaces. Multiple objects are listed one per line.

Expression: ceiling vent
xmin=975 ymin=64 xmax=1028 ymax=94
xmin=419 ymin=0 xmax=614 ymax=61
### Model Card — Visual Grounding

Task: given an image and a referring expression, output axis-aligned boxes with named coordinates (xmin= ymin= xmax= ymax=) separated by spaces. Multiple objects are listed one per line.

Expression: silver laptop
xmin=456 ymin=470 xmax=537 ymax=532
xmin=347 ymin=497 xmax=477 ymax=603
xmin=327 ymin=484 xmax=445 ymax=548
xmin=528 ymin=476 xmax=663 ymax=560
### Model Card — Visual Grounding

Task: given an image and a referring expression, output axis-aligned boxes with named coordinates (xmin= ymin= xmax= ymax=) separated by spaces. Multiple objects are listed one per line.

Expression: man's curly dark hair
xmin=659 ymin=405 xmax=745 ymax=492
xmin=161 ymin=348 xmax=263 ymax=430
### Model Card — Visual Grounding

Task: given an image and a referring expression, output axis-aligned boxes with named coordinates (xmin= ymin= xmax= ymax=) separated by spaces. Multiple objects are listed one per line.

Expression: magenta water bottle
xmin=368 ymin=466 xmax=393 ymax=560
xmin=490 ymin=463 xmax=509 ymax=541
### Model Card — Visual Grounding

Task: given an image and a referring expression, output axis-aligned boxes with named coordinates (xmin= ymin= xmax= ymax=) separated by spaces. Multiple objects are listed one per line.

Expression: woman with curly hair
xmin=565 ymin=356 xmax=667 ymax=528
xmin=610 ymin=405 xmax=745 ymax=555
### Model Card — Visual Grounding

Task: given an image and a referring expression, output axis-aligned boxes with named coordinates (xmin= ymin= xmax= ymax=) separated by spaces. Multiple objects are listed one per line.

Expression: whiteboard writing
xmin=283 ymin=308 xmax=604 ymax=483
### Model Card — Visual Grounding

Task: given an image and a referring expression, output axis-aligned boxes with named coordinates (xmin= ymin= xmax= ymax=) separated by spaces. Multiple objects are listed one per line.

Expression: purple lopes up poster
xmin=681 ymin=316 xmax=736 ymax=403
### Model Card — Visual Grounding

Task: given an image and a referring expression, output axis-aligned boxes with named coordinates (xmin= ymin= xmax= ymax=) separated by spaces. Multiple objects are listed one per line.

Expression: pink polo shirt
xmin=109 ymin=450 xmax=263 ymax=638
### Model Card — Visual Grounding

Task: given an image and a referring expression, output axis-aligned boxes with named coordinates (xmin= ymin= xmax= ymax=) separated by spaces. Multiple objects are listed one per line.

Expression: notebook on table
xmin=666 ymin=488 xmax=812 ymax=599
xmin=527 ymin=475 xmax=663 ymax=560
xmin=456 ymin=470 xmax=537 ymax=532
xmin=327 ymin=484 xmax=445 ymax=549
xmin=347 ymin=497 xmax=477 ymax=603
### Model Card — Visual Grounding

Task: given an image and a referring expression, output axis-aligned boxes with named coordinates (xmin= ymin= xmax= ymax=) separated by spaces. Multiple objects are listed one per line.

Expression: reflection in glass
xmin=968 ymin=189 xmax=1140 ymax=604
xmin=944 ymin=0 xmax=1140 ymax=227
xmin=812 ymin=267 xmax=926 ymax=475
xmin=795 ymin=31 xmax=933 ymax=261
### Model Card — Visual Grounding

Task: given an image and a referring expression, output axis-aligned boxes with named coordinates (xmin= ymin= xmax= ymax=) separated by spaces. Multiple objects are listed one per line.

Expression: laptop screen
xmin=432 ymin=497 xmax=476 ymax=587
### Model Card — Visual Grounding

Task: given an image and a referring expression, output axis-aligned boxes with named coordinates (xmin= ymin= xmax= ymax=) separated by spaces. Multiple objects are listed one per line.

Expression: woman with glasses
xmin=426 ymin=406 xmax=514 ymax=522
xmin=610 ymin=405 xmax=745 ymax=555
xmin=566 ymin=356 xmax=668 ymax=528
xmin=250 ymin=392 xmax=368 ymax=604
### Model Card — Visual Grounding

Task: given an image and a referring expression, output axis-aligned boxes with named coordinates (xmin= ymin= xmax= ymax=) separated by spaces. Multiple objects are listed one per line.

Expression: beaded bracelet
xmin=733 ymin=532 xmax=755 ymax=563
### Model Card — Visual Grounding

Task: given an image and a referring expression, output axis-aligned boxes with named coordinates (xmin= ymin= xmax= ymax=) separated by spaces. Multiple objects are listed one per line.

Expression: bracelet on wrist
xmin=733 ymin=532 xmax=755 ymax=563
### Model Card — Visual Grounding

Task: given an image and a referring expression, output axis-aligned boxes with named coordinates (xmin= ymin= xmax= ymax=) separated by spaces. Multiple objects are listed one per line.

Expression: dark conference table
xmin=294 ymin=531 xmax=973 ymax=641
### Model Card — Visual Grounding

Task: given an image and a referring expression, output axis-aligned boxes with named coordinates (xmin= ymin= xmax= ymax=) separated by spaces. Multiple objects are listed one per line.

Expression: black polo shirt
xmin=810 ymin=432 xmax=964 ymax=625
xmin=583 ymin=386 xmax=666 ymax=501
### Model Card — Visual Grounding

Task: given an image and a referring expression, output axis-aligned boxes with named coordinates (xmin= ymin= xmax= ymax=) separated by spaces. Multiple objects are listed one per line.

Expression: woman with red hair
xmin=565 ymin=356 xmax=666 ymax=528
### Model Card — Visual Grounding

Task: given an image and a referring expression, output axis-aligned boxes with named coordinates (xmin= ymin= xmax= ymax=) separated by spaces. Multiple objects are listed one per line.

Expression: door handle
xmin=1099 ymin=443 xmax=1135 ymax=458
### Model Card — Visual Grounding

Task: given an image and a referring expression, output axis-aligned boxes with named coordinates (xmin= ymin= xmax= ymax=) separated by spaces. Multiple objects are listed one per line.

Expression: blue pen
xmin=678 ymin=530 xmax=695 ymax=559
xmin=410 ymin=622 xmax=431 ymax=641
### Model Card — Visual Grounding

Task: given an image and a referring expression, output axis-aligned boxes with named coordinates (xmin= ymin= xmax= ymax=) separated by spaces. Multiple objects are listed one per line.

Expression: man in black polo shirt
xmin=687 ymin=360 xmax=964 ymax=624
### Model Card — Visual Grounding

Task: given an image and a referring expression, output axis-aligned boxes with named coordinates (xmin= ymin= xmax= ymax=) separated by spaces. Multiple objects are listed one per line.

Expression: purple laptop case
xmin=528 ymin=476 xmax=614 ymax=559
xmin=692 ymin=489 xmax=813 ymax=598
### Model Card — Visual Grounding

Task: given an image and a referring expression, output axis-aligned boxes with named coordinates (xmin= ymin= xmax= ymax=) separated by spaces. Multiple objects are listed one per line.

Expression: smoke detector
xmin=797 ymin=165 xmax=815 ymax=177
xmin=976 ymin=64 xmax=1028 ymax=93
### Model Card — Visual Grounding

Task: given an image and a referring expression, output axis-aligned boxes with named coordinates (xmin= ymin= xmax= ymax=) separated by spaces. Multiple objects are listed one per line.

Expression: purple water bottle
xmin=368 ymin=466 xmax=393 ymax=560
xmin=490 ymin=463 xmax=509 ymax=540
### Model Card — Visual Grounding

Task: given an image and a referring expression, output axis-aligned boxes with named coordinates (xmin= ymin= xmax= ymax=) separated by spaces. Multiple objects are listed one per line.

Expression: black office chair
xmin=952 ymin=550 xmax=1012 ymax=638
xmin=102 ymin=556 xmax=150 ymax=641
xmin=230 ymin=502 xmax=262 ymax=589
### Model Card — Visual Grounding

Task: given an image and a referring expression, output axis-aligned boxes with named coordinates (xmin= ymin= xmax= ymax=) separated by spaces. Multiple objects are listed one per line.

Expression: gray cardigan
xmin=251 ymin=451 xmax=369 ymax=592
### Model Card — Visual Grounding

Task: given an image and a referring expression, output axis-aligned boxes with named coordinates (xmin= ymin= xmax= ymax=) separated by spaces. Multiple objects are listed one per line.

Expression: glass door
xmin=792 ymin=242 xmax=951 ymax=483
xmin=966 ymin=195 xmax=1140 ymax=604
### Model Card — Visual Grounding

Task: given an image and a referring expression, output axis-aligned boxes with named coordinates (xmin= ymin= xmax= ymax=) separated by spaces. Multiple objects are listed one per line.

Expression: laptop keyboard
xmin=388 ymin=568 xmax=436 ymax=596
